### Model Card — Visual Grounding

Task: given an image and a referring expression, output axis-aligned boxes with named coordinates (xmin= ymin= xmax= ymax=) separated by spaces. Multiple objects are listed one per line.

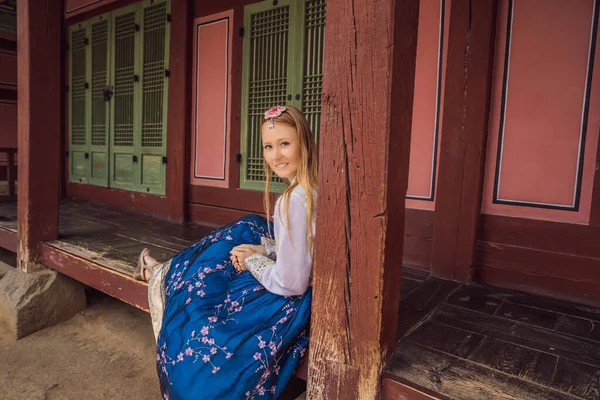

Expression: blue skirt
xmin=156 ymin=215 xmax=311 ymax=400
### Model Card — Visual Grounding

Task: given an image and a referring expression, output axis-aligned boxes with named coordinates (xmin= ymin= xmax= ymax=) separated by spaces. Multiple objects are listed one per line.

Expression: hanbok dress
xmin=148 ymin=184 xmax=315 ymax=400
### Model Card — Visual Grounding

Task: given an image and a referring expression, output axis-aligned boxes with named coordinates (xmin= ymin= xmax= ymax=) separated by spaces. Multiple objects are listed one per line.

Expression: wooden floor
xmin=0 ymin=199 xmax=213 ymax=276
xmin=388 ymin=268 xmax=600 ymax=400
xmin=0 ymin=200 xmax=598 ymax=398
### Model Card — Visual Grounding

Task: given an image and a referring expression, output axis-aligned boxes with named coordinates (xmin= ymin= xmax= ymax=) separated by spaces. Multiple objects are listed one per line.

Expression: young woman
xmin=135 ymin=105 xmax=318 ymax=400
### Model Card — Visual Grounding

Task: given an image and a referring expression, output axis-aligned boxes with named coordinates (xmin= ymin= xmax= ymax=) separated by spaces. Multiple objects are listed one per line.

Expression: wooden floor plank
xmin=551 ymin=358 xmax=599 ymax=398
xmin=554 ymin=314 xmax=600 ymax=343
xmin=388 ymin=341 xmax=579 ymax=400
xmin=435 ymin=304 xmax=600 ymax=368
xmin=408 ymin=320 xmax=485 ymax=359
xmin=445 ymin=284 xmax=503 ymax=315
xmin=396 ymin=278 xmax=461 ymax=340
xmin=470 ymin=337 xmax=557 ymax=386
xmin=495 ymin=301 xmax=559 ymax=330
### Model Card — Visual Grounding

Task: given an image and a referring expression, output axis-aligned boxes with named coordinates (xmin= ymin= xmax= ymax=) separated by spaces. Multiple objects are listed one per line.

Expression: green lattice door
xmin=138 ymin=0 xmax=170 ymax=195
xmin=69 ymin=22 xmax=90 ymax=184
xmin=240 ymin=0 xmax=325 ymax=191
xmin=68 ymin=1 xmax=169 ymax=195
xmin=109 ymin=4 xmax=139 ymax=191
xmin=89 ymin=15 xmax=111 ymax=186
xmin=68 ymin=15 xmax=111 ymax=186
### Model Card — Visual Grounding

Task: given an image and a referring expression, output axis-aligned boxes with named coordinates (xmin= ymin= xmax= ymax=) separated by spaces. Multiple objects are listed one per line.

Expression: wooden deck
xmin=0 ymin=199 xmax=213 ymax=310
xmin=0 ymin=200 xmax=598 ymax=399
xmin=387 ymin=269 xmax=600 ymax=400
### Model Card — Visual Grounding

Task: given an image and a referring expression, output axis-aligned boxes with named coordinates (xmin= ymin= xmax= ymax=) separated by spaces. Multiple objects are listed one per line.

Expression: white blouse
xmin=245 ymin=185 xmax=315 ymax=296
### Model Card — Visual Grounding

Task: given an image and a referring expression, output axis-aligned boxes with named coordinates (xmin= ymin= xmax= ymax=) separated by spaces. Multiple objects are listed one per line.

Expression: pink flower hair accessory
xmin=264 ymin=105 xmax=287 ymax=129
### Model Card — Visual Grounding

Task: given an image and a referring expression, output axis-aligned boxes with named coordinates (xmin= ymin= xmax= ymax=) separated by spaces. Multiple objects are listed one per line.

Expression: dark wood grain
xmin=551 ymin=357 xmax=599 ymax=398
xmin=382 ymin=373 xmax=450 ymax=400
xmin=470 ymin=337 xmax=557 ymax=386
xmin=495 ymin=302 xmax=559 ymax=330
xmin=445 ymin=284 xmax=503 ymax=315
xmin=435 ymin=304 xmax=600 ymax=368
xmin=306 ymin=0 xmax=419 ymax=397
xmin=554 ymin=314 xmax=600 ymax=343
xmin=408 ymin=320 xmax=485 ymax=359
xmin=396 ymin=278 xmax=460 ymax=340
xmin=16 ymin=0 xmax=62 ymax=271
xmin=430 ymin=0 xmax=497 ymax=281
xmin=389 ymin=341 xmax=579 ymax=400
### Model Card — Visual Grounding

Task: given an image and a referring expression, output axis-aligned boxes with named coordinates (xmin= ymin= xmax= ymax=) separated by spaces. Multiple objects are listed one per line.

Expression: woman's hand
xmin=229 ymin=244 xmax=266 ymax=271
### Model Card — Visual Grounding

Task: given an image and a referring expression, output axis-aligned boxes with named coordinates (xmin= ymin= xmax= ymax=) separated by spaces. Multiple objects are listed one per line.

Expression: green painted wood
xmin=138 ymin=0 xmax=169 ymax=195
xmin=69 ymin=21 xmax=90 ymax=184
xmin=89 ymin=14 xmax=111 ymax=187
xmin=240 ymin=0 xmax=325 ymax=192
xmin=109 ymin=4 xmax=139 ymax=191
xmin=240 ymin=0 xmax=294 ymax=192
xmin=302 ymin=0 xmax=326 ymax=144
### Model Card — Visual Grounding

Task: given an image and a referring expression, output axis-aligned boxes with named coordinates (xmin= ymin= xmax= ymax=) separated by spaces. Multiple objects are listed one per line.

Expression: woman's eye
xmin=264 ymin=145 xmax=272 ymax=150
xmin=281 ymin=142 xmax=289 ymax=147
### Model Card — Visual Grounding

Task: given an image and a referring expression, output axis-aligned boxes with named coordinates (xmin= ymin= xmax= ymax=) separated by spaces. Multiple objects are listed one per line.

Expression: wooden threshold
xmin=0 ymin=226 xmax=16 ymax=252
xmin=39 ymin=243 xmax=150 ymax=311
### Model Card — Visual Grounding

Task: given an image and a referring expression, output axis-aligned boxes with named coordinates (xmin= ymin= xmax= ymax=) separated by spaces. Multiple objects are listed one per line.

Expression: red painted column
xmin=16 ymin=0 xmax=61 ymax=272
xmin=430 ymin=0 xmax=497 ymax=281
xmin=306 ymin=0 xmax=419 ymax=398
xmin=165 ymin=0 xmax=191 ymax=223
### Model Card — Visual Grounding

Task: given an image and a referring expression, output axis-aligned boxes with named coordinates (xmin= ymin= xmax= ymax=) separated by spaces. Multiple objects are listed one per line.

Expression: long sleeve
xmin=246 ymin=191 xmax=313 ymax=296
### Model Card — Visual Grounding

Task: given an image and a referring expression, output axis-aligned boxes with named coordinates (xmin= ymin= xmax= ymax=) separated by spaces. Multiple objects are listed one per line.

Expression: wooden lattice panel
xmin=71 ymin=28 xmax=87 ymax=146
xmin=246 ymin=6 xmax=290 ymax=184
xmin=141 ymin=2 xmax=167 ymax=148
xmin=91 ymin=20 xmax=109 ymax=146
xmin=303 ymin=0 xmax=326 ymax=144
xmin=113 ymin=12 xmax=136 ymax=147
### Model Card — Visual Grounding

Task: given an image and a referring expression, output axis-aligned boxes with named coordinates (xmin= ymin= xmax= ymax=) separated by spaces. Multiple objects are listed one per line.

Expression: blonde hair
xmin=262 ymin=106 xmax=318 ymax=253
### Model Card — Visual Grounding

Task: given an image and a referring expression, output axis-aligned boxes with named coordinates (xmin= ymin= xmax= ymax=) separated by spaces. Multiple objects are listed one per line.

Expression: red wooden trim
xmin=306 ymin=0 xmax=419 ymax=397
xmin=189 ymin=203 xmax=260 ymax=228
xmin=0 ymin=227 xmax=17 ymax=253
xmin=590 ymin=132 xmax=600 ymax=226
xmin=477 ymin=241 xmax=600 ymax=283
xmin=480 ymin=213 xmax=600 ymax=258
xmin=7 ymin=151 xmax=15 ymax=197
xmin=39 ymin=243 xmax=149 ymax=311
xmin=382 ymin=373 xmax=448 ymax=400
xmin=166 ymin=0 xmax=192 ymax=223
xmin=17 ymin=0 xmax=62 ymax=271
xmin=430 ymin=0 xmax=497 ymax=281
xmin=190 ymin=184 xmax=265 ymax=213
xmin=64 ymin=0 xmax=138 ymax=24
xmin=478 ymin=264 xmax=600 ymax=308
xmin=0 ymin=87 xmax=17 ymax=102
xmin=66 ymin=182 xmax=170 ymax=221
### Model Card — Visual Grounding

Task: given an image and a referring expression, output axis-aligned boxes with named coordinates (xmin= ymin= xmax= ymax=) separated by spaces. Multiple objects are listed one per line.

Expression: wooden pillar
xmin=430 ymin=0 xmax=497 ymax=281
xmin=166 ymin=0 xmax=191 ymax=223
xmin=16 ymin=0 xmax=62 ymax=272
xmin=590 ymin=139 xmax=600 ymax=227
xmin=306 ymin=0 xmax=419 ymax=399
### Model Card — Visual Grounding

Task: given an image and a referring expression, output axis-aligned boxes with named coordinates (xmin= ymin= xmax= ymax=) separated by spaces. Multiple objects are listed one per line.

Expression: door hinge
xmin=236 ymin=153 xmax=242 ymax=163
xmin=162 ymin=156 xmax=167 ymax=165
xmin=133 ymin=155 xmax=138 ymax=163
xmin=239 ymin=27 xmax=244 ymax=37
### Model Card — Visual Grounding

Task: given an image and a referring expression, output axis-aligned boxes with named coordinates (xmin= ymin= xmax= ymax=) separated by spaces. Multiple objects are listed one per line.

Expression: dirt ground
xmin=0 ymin=288 xmax=162 ymax=400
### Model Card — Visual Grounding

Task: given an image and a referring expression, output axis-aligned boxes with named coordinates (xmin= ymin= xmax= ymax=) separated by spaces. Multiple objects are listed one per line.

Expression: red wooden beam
xmin=39 ymin=244 xmax=149 ymax=311
xmin=16 ymin=0 xmax=62 ymax=272
xmin=381 ymin=374 xmax=449 ymax=400
xmin=430 ymin=0 xmax=497 ymax=281
xmin=165 ymin=0 xmax=192 ymax=223
xmin=6 ymin=150 xmax=15 ymax=197
xmin=590 ymin=131 xmax=600 ymax=226
xmin=306 ymin=0 xmax=419 ymax=398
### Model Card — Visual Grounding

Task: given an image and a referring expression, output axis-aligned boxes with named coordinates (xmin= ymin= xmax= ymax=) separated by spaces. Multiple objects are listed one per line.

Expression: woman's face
xmin=261 ymin=122 xmax=301 ymax=181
